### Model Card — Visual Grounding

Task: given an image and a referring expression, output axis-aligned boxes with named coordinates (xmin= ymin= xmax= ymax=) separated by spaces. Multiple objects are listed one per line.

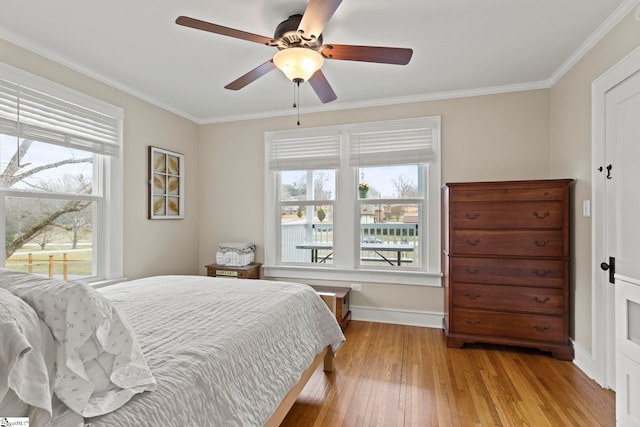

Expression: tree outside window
xmin=2 ymin=137 xmax=96 ymax=278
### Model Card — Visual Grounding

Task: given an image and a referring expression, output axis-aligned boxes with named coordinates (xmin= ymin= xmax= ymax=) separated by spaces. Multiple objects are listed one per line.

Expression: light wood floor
xmin=281 ymin=321 xmax=615 ymax=427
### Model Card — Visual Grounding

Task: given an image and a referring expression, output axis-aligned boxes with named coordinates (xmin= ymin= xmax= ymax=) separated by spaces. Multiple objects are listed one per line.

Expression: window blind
xmin=268 ymin=134 xmax=341 ymax=171
xmin=349 ymin=126 xmax=435 ymax=167
xmin=0 ymin=77 xmax=121 ymax=157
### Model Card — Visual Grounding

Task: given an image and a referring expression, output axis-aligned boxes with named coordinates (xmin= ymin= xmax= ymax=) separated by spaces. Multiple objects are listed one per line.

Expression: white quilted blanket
xmin=85 ymin=275 xmax=345 ymax=427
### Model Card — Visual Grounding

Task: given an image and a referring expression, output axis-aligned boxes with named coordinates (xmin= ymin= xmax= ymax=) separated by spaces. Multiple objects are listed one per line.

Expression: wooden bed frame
xmin=264 ymin=292 xmax=337 ymax=426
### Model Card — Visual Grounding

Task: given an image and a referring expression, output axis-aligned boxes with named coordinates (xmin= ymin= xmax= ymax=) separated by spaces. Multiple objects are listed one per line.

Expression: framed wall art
xmin=148 ymin=146 xmax=184 ymax=219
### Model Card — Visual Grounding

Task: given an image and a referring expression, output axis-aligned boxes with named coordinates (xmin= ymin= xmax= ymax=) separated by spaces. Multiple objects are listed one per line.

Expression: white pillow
xmin=0 ymin=287 xmax=54 ymax=419
xmin=0 ymin=270 xmax=156 ymax=417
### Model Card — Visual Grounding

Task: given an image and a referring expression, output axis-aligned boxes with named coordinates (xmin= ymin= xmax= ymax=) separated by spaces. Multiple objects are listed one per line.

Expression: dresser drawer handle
xmin=464 ymin=266 xmax=480 ymax=273
xmin=533 ymin=269 xmax=551 ymax=277
xmin=464 ymin=292 xmax=481 ymax=300
xmin=465 ymin=212 xmax=480 ymax=219
xmin=532 ymin=324 xmax=550 ymax=332
xmin=464 ymin=319 xmax=481 ymax=325
xmin=533 ymin=211 xmax=550 ymax=219
xmin=533 ymin=296 xmax=551 ymax=304
xmin=533 ymin=239 xmax=551 ymax=247
xmin=466 ymin=239 xmax=481 ymax=246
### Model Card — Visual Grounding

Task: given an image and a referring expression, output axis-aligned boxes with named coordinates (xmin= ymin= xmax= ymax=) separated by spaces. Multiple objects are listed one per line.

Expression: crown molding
xmin=199 ymin=81 xmax=550 ymax=124
xmin=0 ymin=28 xmax=201 ymax=124
xmin=547 ymin=0 xmax=640 ymax=86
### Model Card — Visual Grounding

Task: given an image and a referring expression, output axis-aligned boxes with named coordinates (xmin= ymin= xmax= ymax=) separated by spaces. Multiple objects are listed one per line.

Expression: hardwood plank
xmin=281 ymin=321 xmax=615 ymax=427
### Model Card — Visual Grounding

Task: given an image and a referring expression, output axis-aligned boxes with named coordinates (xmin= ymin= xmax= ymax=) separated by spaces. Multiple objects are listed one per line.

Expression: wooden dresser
xmin=443 ymin=179 xmax=573 ymax=360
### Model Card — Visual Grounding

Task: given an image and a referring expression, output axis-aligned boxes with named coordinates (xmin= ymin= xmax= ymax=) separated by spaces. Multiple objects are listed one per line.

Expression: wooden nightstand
xmin=309 ymin=285 xmax=351 ymax=331
xmin=205 ymin=263 xmax=261 ymax=279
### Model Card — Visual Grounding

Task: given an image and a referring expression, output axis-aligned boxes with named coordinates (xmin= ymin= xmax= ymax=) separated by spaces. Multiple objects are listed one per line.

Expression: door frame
xmin=591 ymin=45 xmax=640 ymax=387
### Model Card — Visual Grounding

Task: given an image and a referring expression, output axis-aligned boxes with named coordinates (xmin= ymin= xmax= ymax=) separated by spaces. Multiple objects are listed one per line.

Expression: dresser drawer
xmin=450 ymin=185 xmax=566 ymax=203
xmin=451 ymin=230 xmax=566 ymax=257
xmin=450 ymin=257 xmax=566 ymax=288
xmin=451 ymin=309 xmax=565 ymax=343
xmin=450 ymin=201 xmax=564 ymax=229
xmin=452 ymin=283 xmax=564 ymax=315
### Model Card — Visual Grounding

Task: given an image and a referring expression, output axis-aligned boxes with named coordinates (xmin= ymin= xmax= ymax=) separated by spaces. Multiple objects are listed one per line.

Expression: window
xmin=264 ymin=117 xmax=441 ymax=287
xmin=357 ymin=164 xmax=423 ymax=268
xmin=279 ymin=168 xmax=336 ymax=263
xmin=0 ymin=63 xmax=123 ymax=283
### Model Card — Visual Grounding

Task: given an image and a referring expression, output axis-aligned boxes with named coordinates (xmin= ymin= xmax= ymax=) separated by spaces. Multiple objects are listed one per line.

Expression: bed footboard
xmin=263 ymin=291 xmax=338 ymax=426
xmin=264 ymin=345 xmax=333 ymax=426
xmin=317 ymin=291 xmax=337 ymax=372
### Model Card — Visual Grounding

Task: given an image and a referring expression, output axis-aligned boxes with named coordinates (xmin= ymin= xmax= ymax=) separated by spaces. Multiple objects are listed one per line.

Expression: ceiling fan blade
xmin=321 ymin=44 xmax=413 ymax=65
xmin=298 ymin=0 xmax=343 ymax=41
xmin=308 ymin=70 xmax=337 ymax=103
xmin=224 ymin=60 xmax=277 ymax=90
xmin=176 ymin=16 xmax=274 ymax=46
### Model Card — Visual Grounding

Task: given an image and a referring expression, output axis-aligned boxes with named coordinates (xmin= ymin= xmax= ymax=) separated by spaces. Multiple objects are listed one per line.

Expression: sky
xmin=280 ymin=164 xmax=419 ymax=200
xmin=1 ymin=135 xmax=93 ymax=190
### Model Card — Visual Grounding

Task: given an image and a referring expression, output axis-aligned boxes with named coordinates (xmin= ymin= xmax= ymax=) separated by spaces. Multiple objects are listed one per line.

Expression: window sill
xmin=263 ymin=264 xmax=442 ymax=287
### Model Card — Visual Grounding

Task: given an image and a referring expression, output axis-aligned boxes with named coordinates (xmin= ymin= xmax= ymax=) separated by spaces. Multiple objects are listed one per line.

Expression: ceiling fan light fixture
xmin=273 ymin=47 xmax=324 ymax=82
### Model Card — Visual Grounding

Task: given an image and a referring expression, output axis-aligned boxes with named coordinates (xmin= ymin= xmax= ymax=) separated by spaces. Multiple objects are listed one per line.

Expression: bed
xmin=0 ymin=270 xmax=345 ymax=426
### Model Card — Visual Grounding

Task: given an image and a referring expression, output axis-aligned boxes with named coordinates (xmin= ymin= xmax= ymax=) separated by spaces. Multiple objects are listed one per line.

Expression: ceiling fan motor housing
xmin=273 ymin=14 xmax=323 ymax=50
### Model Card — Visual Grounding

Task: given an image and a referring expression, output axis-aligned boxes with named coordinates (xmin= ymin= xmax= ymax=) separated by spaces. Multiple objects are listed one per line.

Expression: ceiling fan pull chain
xmin=292 ymin=81 xmax=297 ymax=108
xmin=296 ymin=80 xmax=301 ymax=126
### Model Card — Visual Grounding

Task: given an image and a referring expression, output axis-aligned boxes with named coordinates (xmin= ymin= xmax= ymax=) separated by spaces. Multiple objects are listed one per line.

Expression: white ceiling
xmin=0 ymin=0 xmax=631 ymax=123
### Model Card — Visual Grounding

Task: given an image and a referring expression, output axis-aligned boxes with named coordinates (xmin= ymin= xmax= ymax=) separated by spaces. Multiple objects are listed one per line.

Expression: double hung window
xmin=0 ymin=64 xmax=123 ymax=283
xmin=265 ymin=117 xmax=441 ymax=286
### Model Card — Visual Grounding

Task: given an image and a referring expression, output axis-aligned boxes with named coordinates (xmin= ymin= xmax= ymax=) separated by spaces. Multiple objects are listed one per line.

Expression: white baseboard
xmin=572 ymin=339 xmax=599 ymax=383
xmin=351 ymin=305 xmax=444 ymax=329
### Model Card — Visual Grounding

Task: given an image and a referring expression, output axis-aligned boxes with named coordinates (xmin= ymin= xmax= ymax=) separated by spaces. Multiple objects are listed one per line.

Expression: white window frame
xmin=264 ymin=117 xmax=441 ymax=287
xmin=0 ymin=63 xmax=123 ymax=284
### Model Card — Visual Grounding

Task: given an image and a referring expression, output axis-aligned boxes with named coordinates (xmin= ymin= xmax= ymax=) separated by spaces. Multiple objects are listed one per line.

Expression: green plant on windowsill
xmin=359 ymin=182 xmax=370 ymax=198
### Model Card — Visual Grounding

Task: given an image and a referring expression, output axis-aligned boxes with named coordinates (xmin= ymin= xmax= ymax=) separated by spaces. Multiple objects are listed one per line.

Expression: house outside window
xmin=0 ymin=64 xmax=123 ymax=283
xmin=264 ymin=117 xmax=441 ymax=287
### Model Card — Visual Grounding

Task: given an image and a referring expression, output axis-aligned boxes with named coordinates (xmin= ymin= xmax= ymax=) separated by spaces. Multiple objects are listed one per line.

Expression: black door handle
xmin=598 ymin=165 xmax=613 ymax=179
xmin=600 ymin=257 xmax=615 ymax=284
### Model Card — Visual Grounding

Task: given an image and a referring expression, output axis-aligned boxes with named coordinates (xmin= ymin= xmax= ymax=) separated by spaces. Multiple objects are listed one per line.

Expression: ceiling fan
xmin=176 ymin=0 xmax=413 ymax=104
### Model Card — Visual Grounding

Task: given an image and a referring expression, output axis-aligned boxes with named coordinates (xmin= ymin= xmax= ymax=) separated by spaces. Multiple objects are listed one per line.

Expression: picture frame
xmin=148 ymin=146 xmax=184 ymax=219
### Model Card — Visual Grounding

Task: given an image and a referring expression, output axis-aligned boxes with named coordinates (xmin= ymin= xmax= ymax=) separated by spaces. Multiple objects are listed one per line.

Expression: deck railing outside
xmin=282 ymin=222 xmax=420 ymax=265
xmin=10 ymin=253 xmax=86 ymax=281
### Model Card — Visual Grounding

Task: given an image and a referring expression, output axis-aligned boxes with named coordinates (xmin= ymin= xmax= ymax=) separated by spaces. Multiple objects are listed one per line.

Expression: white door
xmin=605 ymin=68 xmax=640 ymax=427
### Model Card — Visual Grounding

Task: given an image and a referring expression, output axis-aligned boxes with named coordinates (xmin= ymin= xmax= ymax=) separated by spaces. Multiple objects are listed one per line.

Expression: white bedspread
xmin=85 ymin=275 xmax=345 ymax=427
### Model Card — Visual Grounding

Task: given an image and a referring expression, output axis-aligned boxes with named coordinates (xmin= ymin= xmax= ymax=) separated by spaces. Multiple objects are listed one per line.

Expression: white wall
xmin=550 ymin=9 xmax=640 ymax=352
